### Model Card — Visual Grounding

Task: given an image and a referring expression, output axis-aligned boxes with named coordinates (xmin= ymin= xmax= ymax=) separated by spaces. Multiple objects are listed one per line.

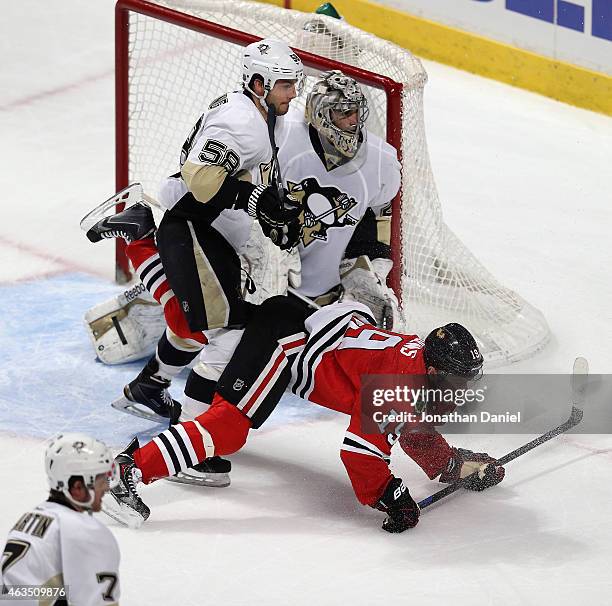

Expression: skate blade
xmin=80 ymin=183 xmax=143 ymax=233
xmin=165 ymin=471 xmax=231 ymax=488
xmin=111 ymin=395 xmax=169 ymax=424
xmin=102 ymin=495 xmax=146 ymax=529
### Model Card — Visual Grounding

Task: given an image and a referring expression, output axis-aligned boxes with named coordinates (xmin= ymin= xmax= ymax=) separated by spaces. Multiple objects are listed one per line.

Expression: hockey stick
xmin=287 ymin=286 xmax=321 ymax=310
xmin=266 ymin=103 xmax=284 ymax=201
xmin=417 ymin=357 xmax=588 ymax=510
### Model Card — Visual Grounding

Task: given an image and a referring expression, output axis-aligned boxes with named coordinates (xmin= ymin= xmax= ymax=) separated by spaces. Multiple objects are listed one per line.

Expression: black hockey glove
xmin=246 ymin=185 xmax=302 ymax=251
xmin=372 ymin=477 xmax=420 ymax=533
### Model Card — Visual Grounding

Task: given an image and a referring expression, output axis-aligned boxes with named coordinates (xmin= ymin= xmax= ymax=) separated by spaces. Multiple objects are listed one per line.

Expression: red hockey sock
xmin=134 ymin=393 xmax=251 ymax=484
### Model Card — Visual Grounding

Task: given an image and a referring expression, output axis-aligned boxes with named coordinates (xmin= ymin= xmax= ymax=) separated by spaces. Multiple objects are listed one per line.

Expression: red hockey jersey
xmin=291 ymin=302 xmax=454 ymax=506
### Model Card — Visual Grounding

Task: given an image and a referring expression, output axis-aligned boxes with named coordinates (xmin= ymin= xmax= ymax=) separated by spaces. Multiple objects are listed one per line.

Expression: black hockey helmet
xmin=423 ymin=323 xmax=483 ymax=380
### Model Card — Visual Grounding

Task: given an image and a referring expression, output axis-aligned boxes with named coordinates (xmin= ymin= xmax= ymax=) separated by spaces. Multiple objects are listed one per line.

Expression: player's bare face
xmin=331 ymin=107 xmax=359 ymax=133
xmin=68 ymin=474 xmax=108 ymax=512
xmin=266 ymin=79 xmax=298 ymax=115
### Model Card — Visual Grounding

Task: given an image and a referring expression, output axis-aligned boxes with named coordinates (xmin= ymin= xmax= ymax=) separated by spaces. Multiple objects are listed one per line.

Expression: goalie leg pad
xmin=84 ymin=282 xmax=166 ymax=365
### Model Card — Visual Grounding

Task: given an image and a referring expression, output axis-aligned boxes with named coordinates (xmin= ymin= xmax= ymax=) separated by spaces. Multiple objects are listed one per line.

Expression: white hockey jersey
xmin=158 ymin=91 xmax=281 ymax=253
xmin=276 ymin=108 xmax=401 ymax=297
xmin=1 ymin=500 xmax=120 ymax=606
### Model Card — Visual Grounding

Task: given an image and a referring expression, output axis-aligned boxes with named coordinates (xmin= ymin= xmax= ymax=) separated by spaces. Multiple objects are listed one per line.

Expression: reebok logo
xmin=124 ymin=282 xmax=147 ymax=302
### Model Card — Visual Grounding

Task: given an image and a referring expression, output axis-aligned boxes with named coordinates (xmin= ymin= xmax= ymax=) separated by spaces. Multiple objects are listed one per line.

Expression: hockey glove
xmin=439 ymin=447 xmax=505 ymax=491
xmin=372 ymin=477 xmax=420 ymax=533
xmin=245 ymin=185 xmax=302 ymax=251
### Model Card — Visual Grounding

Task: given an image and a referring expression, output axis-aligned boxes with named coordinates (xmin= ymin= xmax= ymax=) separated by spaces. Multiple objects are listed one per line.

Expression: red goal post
xmin=113 ymin=0 xmax=550 ymax=365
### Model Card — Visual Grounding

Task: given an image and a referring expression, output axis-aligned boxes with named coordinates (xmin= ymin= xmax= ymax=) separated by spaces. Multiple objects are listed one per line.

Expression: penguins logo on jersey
xmin=287 ymin=178 xmax=357 ymax=246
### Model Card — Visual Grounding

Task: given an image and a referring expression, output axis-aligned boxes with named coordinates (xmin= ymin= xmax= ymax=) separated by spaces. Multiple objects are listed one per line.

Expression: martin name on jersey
xmin=276 ymin=107 xmax=401 ymax=297
xmin=2 ymin=500 xmax=120 ymax=605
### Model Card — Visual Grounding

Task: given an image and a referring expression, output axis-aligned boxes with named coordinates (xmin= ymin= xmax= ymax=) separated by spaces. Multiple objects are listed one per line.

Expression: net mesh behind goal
xmin=116 ymin=0 xmax=550 ymax=365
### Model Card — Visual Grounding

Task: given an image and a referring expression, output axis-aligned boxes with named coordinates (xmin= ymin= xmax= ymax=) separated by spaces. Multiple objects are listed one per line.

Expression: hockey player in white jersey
xmin=1 ymin=433 xmax=121 ymax=605
xmin=81 ymin=38 xmax=305 ymax=425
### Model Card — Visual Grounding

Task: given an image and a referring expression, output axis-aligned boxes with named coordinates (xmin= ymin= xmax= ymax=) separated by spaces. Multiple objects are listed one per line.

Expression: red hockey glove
xmin=439 ymin=447 xmax=505 ymax=491
xmin=372 ymin=477 xmax=420 ymax=533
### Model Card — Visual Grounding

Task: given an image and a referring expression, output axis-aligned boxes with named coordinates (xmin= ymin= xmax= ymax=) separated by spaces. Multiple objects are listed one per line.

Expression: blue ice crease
xmin=0 ymin=273 xmax=327 ymax=448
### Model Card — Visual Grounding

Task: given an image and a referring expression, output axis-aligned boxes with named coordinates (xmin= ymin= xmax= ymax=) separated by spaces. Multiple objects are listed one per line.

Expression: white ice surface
xmin=0 ymin=2 xmax=611 ymax=605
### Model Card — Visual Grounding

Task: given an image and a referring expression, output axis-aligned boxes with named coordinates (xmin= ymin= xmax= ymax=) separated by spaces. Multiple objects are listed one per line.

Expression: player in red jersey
xmin=105 ymin=297 xmax=504 ymax=533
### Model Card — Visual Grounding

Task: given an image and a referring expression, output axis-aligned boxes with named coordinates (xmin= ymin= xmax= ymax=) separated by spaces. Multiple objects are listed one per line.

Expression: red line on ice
xmin=0 ymin=234 xmax=108 ymax=282
xmin=0 ymin=69 xmax=114 ymax=112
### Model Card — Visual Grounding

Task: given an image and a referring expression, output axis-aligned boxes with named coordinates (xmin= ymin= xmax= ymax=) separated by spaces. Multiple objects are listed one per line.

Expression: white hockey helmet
xmin=45 ymin=433 xmax=118 ymax=509
xmin=305 ymin=70 xmax=369 ymax=161
xmin=242 ymin=38 xmax=305 ymax=106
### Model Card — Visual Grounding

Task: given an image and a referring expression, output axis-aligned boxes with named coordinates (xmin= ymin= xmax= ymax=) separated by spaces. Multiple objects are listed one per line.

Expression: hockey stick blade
xmin=571 ymin=356 xmax=588 ymax=409
xmin=418 ymin=357 xmax=588 ymax=510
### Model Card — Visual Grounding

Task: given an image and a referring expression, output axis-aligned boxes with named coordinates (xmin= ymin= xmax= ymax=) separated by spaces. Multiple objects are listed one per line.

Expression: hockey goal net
xmin=115 ymin=0 xmax=550 ymax=365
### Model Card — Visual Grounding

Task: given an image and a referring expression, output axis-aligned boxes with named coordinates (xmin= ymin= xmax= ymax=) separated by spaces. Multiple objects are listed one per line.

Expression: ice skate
xmin=102 ymin=438 xmax=150 ymax=529
xmin=111 ymin=358 xmax=181 ymax=424
xmin=79 ymin=181 xmax=155 ymax=243
xmin=165 ymin=456 xmax=231 ymax=487
xmin=84 ymin=200 xmax=155 ymax=243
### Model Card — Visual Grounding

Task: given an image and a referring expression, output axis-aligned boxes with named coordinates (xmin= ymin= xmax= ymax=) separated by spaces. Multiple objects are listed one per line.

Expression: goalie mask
xmin=305 ymin=70 xmax=369 ymax=166
xmin=243 ymin=38 xmax=305 ymax=109
xmin=45 ymin=433 xmax=119 ymax=509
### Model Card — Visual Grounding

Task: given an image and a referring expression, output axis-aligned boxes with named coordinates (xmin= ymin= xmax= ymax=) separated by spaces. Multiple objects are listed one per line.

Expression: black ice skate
xmin=102 ymin=437 xmax=150 ymax=529
xmin=85 ymin=201 xmax=155 ymax=243
xmin=111 ymin=358 xmax=181 ymax=424
xmin=165 ymin=456 xmax=232 ymax=488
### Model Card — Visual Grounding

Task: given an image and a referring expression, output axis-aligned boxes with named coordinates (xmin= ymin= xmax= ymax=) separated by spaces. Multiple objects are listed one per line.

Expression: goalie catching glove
xmin=340 ymin=255 xmax=400 ymax=330
xmin=372 ymin=477 xmax=420 ymax=533
xmin=439 ymin=447 xmax=505 ymax=491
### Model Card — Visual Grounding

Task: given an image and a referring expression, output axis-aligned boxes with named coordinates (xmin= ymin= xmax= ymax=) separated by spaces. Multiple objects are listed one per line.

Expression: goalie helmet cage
xmin=114 ymin=0 xmax=550 ymax=365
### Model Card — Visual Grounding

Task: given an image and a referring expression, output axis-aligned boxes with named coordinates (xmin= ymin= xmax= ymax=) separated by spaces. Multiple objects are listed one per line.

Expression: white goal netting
xmin=119 ymin=0 xmax=550 ymax=365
